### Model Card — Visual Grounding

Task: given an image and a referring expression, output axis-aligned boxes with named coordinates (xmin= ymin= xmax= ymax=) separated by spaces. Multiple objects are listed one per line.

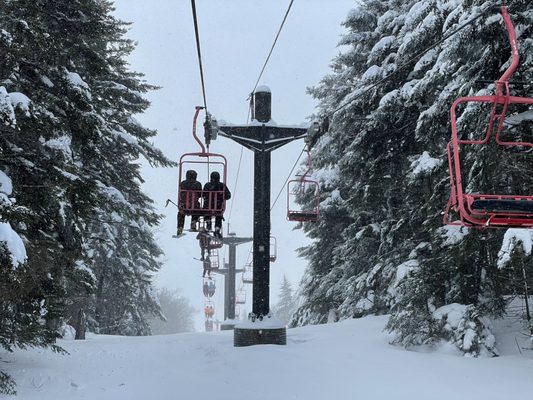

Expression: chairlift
xmin=178 ymin=107 xmax=228 ymax=217
xmin=203 ymin=276 xmax=216 ymax=298
xmin=209 ymin=248 xmax=220 ymax=269
xmin=242 ymin=263 xmax=253 ymax=284
xmin=205 ymin=319 xmax=214 ymax=332
xmin=236 ymin=290 xmax=246 ymax=305
xmin=444 ymin=5 xmax=533 ymax=228
xmin=270 ymin=236 xmax=277 ymax=262
xmin=204 ymin=301 xmax=215 ymax=318
xmin=197 ymin=230 xmax=223 ymax=251
xmin=287 ymin=149 xmax=320 ymax=222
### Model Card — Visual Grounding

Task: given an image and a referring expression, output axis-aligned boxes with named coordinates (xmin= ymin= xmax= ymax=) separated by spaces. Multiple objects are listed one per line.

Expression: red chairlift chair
xmin=287 ymin=149 xmax=320 ymax=222
xmin=444 ymin=5 xmax=533 ymax=228
xmin=269 ymin=236 xmax=277 ymax=262
xmin=178 ymin=107 xmax=228 ymax=220
xmin=204 ymin=301 xmax=215 ymax=318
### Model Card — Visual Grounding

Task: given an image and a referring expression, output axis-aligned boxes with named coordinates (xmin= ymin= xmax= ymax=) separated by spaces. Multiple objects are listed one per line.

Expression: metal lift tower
xmin=218 ymin=86 xmax=308 ymax=346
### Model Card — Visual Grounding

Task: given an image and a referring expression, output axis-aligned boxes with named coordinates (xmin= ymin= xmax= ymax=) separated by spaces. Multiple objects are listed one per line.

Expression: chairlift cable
xmin=324 ymin=2 xmax=496 ymax=120
xmin=191 ymin=0 xmax=209 ymax=112
xmin=270 ymin=146 xmax=305 ymax=211
xmin=251 ymin=0 xmax=295 ymax=95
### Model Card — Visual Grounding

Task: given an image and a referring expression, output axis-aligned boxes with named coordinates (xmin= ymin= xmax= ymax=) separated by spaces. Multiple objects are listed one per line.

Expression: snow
xmin=0 ymin=170 xmax=13 ymax=195
xmin=4 ymin=316 xmax=533 ymax=400
xmin=66 ymin=71 xmax=89 ymax=90
xmin=409 ymin=151 xmax=443 ymax=178
xmin=41 ymin=75 xmax=54 ymax=88
xmin=370 ymin=35 xmax=395 ymax=53
xmin=66 ymin=71 xmax=92 ymax=100
xmin=313 ymin=164 xmax=338 ymax=187
xmin=405 ymin=1 xmax=431 ymax=27
xmin=437 ymin=225 xmax=469 ymax=246
xmin=0 ymin=221 xmax=27 ymax=267
xmin=255 ymin=85 xmax=271 ymax=93
xmin=0 ymin=86 xmax=16 ymax=125
xmin=235 ymin=314 xmax=285 ymax=329
xmin=433 ymin=303 xmax=468 ymax=330
xmin=394 ymin=259 xmax=419 ymax=282
xmin=8 ymin=91 xmax=31 ymax=116
xmin=41 ymin=135 xmax=73 ymax=158
xmin=379 ymin=89 xmax=399 ymax=107
xmin=498 ymin=229 xmax=533 ymax=268
xmin=361 ymin=64 xmax=382 ymax=81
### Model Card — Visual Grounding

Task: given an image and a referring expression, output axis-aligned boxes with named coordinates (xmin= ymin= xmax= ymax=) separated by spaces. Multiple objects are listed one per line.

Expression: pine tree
xmin=0 ymin=0 xmax=172 ymax=391
xmin=294 ymin=0 xmax=533 ymax=355
xmin=273 ymin=275 xmax=297 ymax=325
xmin=148 ymin=288 xmax=195 ymax=335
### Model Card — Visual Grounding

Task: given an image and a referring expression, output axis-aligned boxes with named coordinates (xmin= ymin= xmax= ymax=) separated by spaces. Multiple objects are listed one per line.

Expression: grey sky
xmin=112 ymin=0 xmax=354 ymax=329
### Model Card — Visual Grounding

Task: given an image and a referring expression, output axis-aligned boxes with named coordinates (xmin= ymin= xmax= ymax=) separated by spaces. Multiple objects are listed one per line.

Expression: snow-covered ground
xmin=4 ymin=315 xmax=533 ymax=399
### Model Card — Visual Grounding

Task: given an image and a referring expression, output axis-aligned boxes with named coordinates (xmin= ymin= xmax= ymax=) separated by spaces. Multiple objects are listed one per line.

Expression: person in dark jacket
xmin=202 ymin=171 xmax=231 ymax=237
xmin=207 ymin=280 xmax=215 ymax=297
xmin=177 ymin=170 xmax=202 ymax=235
xmin=202 ymin=256 xmax=212 ymax=278
xmin=196 ymin=228 xmax=212 ymax=261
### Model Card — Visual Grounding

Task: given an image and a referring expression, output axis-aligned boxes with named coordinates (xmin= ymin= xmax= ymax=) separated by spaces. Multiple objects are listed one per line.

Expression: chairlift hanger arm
xmin=192 ymin=106 xmax=206 ymax=153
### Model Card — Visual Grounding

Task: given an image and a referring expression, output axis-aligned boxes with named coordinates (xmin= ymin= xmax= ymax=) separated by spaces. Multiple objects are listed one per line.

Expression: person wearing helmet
xmin=177 ymin=169 xmax=202 ymax=235
xmin=202 ymin=171 xmax=231 ymax=237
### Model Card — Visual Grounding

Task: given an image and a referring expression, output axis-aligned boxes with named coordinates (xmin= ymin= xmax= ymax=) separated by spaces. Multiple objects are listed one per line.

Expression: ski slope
xmin=4 ymin=316 xmax=532 ymax=399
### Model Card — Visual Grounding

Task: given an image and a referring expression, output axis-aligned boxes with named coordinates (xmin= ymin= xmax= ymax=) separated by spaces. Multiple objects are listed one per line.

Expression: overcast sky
xmin=112 ymin=0 xmax=355 ymax=330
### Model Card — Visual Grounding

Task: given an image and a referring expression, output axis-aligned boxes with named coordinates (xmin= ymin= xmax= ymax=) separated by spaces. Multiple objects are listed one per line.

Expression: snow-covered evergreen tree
xmin=273 ymin=275 xmax=297 ymax=325
xmin=148 ymin=288 xmax=195 ymax=335
xmin=294 ymin=0 xmax=533 ymax=355
xmin=0 ymin=0 xmax=171 ymax=391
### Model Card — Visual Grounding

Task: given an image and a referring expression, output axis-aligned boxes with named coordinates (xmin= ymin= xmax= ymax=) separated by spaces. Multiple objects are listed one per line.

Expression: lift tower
xmin=217 ymin=233 xmax=252 ymax=330
xmin=218 ymin=86 xmax=308 ymax=346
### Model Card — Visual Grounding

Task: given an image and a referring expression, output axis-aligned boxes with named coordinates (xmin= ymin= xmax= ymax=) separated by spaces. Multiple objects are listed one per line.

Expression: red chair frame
xmin=178 ymin=107 xmax=228 ymax=217
xmin=287 ymin=150 xmax=320 ymax=222
xmin=444 ymin=6 xmax=533 ymax=228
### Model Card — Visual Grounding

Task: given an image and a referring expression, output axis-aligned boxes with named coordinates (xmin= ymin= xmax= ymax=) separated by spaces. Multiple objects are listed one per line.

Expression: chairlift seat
xmin=287 ymin=177 xmax=320 ymax=222
xmin=471 ymin=198 xmax=533 ymax=214
xmin=287 ymin=211 xmax=320 ymax=222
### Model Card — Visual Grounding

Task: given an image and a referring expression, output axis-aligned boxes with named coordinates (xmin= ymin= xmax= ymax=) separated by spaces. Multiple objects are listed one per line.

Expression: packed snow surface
xmin=4 ymin=316 xmax=532 ymax=400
